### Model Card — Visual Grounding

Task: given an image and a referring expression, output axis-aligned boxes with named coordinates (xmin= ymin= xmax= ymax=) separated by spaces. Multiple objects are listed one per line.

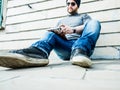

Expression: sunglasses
xmin=67 ymin=2 xmax=76 ymax=6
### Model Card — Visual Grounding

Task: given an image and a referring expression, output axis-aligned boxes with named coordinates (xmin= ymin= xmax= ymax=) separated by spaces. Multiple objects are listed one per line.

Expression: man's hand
xmin=48 ymin=24 xmax=84 ymax=39
xmin=60 ymin=25 xmax=73 ymax=34
xmin=48 ymin=27 xmax=67 ymax=39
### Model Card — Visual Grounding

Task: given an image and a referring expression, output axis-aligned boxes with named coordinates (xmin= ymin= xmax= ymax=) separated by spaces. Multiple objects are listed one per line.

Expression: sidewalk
xmin=0 ymin=59 xmax=120 ymax=90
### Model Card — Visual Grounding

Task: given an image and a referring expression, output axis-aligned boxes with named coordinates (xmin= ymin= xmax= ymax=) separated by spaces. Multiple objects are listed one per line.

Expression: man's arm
xmin=60 ymin=24 xmax=84 ymax=34
xmin=73 ymin=25 xmax=84 ymax=34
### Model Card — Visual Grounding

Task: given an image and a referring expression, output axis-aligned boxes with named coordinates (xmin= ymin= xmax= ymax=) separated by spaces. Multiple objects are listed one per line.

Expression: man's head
xmin=66 ymin=0 xmax=81 ymax=8
xmin=66 ymin=0 xmax=81 ymax=15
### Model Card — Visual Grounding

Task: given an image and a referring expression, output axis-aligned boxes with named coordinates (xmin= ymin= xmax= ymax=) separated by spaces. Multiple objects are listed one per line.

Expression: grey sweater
xmin=56 ymin=13 xmax=91 ymax=40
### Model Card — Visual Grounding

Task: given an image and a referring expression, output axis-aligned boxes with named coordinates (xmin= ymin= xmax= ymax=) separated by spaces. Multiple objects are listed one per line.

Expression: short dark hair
xmin=66 ymin=0 xmax=81 ymax=8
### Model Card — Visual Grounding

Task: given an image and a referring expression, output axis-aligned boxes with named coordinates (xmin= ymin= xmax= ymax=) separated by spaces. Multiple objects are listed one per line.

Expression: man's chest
xmin=60 ymin=16 xmax=83 ymax=27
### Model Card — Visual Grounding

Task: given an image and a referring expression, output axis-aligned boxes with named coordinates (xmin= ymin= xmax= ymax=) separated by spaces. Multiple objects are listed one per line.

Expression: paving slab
xmin=0 ymin=60 xmax=120 ymax=90
xmin=85 ymin=60 xmax=120 ymax=80
xmin=0 ymin=61 xmax=86 ymax=80
xmin=0 ymin=60 xmax=86 ymax=90
xmin=0 ymin=77 xmax=120 ymax=90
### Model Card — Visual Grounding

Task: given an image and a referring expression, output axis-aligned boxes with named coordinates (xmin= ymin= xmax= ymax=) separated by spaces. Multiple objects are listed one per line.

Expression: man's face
xmin=66 ymin=0 xmax=78 ymax=15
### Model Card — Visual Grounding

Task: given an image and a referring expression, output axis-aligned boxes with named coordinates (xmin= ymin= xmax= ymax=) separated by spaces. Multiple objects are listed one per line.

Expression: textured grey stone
xmin=0 ymin=60 xmax=120 ymax=90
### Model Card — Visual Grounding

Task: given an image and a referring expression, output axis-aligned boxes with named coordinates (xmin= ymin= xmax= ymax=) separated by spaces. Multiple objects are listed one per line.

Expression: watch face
xmin=73 ymin=29 xmax=76 ymax=33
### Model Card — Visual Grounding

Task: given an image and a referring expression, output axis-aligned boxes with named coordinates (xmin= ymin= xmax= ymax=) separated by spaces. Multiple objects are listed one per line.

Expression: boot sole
xmin=0 ymin=53 xmax=49 ymax=69
xmin=71 ymin=56 xmax=92 ymax=68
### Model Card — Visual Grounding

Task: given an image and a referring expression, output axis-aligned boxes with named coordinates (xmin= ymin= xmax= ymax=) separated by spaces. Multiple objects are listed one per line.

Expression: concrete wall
xmin=0 ymin=0 xmax=120 ymax=59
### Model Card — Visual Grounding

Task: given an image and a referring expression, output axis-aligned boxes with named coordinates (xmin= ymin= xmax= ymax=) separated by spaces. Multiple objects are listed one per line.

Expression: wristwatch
xmin=72 ymin=29 xmax=76 ymax=33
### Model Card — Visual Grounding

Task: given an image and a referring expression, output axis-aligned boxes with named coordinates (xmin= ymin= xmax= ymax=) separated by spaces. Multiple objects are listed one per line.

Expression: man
xmin=0 ymin=0 xmax=101 ymax=68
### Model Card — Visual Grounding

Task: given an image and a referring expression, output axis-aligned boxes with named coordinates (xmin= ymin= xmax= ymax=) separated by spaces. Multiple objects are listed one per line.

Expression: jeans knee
xmin=89 ymin=20 xmax=101 ymax=29
xmin=86 ymin=20 xmax=101 ymax=34
xmin=43 ymin=31 xmax=55 ymax=36
xmin=41 ymin=31 xmax=55 ymax=40
xmin=45 ymin=31 xmax=54 ymax=36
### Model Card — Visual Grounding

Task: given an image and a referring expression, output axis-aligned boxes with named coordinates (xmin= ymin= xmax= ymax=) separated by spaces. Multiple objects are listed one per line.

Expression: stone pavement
xmin=0 ymin=59 xmax=120 ymax=90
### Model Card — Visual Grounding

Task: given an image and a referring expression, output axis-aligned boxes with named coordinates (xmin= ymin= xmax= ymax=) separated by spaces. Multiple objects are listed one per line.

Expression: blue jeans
xmin=32 ymin=20 xmax=101 ymax=60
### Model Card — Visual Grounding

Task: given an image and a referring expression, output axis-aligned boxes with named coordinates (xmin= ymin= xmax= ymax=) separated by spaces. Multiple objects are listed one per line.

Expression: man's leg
xmin=71 ymin=20 xmax=101 ymax=67
xmin=0 ymin=31 xmax=73 ymax=68
xmin=0 ymin=47 xmax=49 ymax=69
xmin=0 ymin=31 xmax=55 ymax=68
xmin=53 ymin=39 xmax=74 ymax=60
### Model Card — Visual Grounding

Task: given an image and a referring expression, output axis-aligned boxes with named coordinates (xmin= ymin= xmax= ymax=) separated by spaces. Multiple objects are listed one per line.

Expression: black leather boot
xmin=70 ymin=48 xmax=92 ymax=68
xmin=0 ymin=47 xmax=49 ymax=68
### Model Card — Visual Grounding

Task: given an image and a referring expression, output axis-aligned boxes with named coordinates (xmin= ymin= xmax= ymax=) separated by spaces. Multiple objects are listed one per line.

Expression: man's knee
xmin=85 ymin=19 xmax=101 ymax=34
xmin=88 ymin=20 xmax=101 ymax=28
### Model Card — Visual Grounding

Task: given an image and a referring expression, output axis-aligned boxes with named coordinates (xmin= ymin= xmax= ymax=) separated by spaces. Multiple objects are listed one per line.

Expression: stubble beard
xmin=68 ymin=9 xmax=77 ymax=15
xmin=67 ymin=7 xmax=78 ymax=15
